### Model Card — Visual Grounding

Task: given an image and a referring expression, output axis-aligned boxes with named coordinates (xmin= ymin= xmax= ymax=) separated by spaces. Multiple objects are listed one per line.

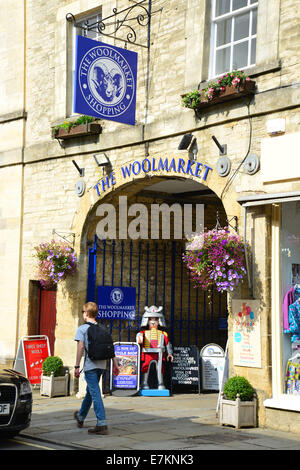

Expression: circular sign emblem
xmin=78 ymin=44 xmax=135 ymax=118
xmin=110 ymin=288 xmax=124 ymax=305
xmin=234 ymin=332 xmax=242 ymax=343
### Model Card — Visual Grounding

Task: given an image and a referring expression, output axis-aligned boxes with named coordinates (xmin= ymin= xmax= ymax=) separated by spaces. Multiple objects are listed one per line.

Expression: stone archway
xmin=72 ymin=155 xmax=242 ymax=255
xmin=70 ymin=159 xmax=241 ymax=351
xmin=53 ymin=156 xmax=244 ymax=367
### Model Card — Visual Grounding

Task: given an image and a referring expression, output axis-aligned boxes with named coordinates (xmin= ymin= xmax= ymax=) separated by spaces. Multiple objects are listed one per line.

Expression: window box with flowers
xmin=34 ymin=240 xmax=78 ymax=289
xmin=181 ymin=71 xmax=256 ymax=118
xmin=183 ymin=228 xmax=248 ymax=294
xmin=52 ymin=115 xmax=102 ymax=140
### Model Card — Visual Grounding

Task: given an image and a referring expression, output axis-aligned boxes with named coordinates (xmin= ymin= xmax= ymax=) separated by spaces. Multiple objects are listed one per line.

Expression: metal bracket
xmin=52 ymin=230 xmax=75 ymax=247
xmin=227 ymin=215 xmax=238 ymax=233
xmin=66 ymin=0 xmax=155 ymax=49
xmin=215 ymin=211 xmax=238 ymax=233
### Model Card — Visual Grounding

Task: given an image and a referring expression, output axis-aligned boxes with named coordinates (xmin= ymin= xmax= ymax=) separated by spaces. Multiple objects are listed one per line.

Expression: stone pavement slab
xmin=20 ymin=390 xmax=300 ymax=451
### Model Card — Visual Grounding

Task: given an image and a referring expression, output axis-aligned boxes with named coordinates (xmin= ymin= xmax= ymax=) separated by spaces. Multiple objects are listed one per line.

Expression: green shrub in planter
xmin=223 ymin=376 xmax=254 ymax=401
xmin=42 ymin=356 xmax=64 ymax=377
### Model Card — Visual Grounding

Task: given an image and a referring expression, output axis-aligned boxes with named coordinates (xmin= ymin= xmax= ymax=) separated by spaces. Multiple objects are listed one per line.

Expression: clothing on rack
xmin=283 ymin=286 xmax=295 ymax=331
xmin=283 ymin=286 xmax=300 ymax=334
xmin=285 ymin=299 xmax=300 ymax=342
xmin=285 ymin=360 xmax=300 ymax=395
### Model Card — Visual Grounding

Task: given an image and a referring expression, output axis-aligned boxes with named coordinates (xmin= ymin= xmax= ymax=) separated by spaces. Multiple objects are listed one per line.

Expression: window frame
xmin=209 ymin=0 xmax=258 ymax=79
xmin=69 ymin=11 xmax=102 ymax=116
xmin=264 ymin=202 xmax=300 ymax=412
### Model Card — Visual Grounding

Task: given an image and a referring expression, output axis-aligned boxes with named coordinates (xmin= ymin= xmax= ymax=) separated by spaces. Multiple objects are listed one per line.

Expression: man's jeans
xmin=78 ymin=369 xmax=106 ymax=427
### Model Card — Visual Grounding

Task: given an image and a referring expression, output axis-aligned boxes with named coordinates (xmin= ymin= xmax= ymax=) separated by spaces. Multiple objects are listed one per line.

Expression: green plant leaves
xmin=42 ymin=356 xmax=64 ymax=377
xmin=223 ymin=376 xmax=254 ymax=401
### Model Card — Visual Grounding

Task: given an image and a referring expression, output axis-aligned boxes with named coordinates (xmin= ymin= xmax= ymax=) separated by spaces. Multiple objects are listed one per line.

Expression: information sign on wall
xmin=74 ymin=35 xmax=138 ymax=126
xmin=232 ymin=299 xmax=261 ymax=368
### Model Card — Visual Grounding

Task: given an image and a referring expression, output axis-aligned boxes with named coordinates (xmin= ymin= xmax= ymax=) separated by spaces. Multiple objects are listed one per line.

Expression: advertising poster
xmin=112 ymin=343 xmax=140 ymax=390
xmin=23 ymin=337 xmax=50 ymax=384
xmin=232 ymin=299 xmax=261 ymax=368
xmin=97 ymin=286 xmax=136 ymax=320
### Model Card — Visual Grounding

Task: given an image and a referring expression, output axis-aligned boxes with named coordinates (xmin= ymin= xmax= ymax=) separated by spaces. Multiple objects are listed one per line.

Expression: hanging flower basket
xmin=34 ymin=240 xmax=78 ymax=289
xmin=181 ymin=70 xmax=256 ymax=117
xmin=183 ymin=228 xmax=248 ymax=293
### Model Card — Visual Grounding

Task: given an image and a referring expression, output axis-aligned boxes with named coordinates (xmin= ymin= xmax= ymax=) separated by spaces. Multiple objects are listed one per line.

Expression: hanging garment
xmin=295 ymin=286 xmax=300 ymax=301
xmin=285 ymin=360 xmax=300 ymax=395
xmin=286 ymin=300 xmax=300 ymax=342
xmin=283 ymin=286 xmax=295 ymax=331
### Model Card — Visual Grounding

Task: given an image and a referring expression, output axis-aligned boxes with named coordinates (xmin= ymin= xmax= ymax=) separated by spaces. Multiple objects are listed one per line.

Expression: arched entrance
xmin=82 ymin=175 xmax=229 ymax=351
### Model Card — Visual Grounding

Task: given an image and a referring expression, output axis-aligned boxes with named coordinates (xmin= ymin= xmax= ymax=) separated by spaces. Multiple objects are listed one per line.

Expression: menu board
xmin=171 ymin=346 xmax=200 ymax=393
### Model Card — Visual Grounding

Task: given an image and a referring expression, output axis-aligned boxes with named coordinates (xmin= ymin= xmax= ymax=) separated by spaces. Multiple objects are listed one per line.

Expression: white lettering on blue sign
xmin=74 ymin=36 xmax=137 ymax=125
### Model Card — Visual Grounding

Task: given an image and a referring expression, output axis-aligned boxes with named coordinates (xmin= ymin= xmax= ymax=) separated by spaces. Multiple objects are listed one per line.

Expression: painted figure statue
xmin=136 ymin=306 xmax=173 ymax=390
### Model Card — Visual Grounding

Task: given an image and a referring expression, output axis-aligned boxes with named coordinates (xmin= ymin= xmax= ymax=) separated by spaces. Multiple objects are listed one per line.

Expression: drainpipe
xmin=243 ymin=205 xmax=254 ymax=298
xmin=15 ymin=0 xmax=27 ymax=360
xmin=143 ymin=0 xmax=152 ymax=157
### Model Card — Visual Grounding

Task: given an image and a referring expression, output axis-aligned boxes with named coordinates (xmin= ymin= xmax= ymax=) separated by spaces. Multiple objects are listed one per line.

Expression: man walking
xmin=74 ymin=301 xmax=119 ymax=435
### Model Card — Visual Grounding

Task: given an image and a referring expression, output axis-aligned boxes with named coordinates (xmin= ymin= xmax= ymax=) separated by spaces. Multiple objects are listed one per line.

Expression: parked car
xmin=0 ymin=366 xmax=32 ymax=437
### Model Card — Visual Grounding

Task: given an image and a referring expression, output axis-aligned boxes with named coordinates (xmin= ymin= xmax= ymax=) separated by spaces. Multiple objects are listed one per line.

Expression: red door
xmin=39 ymin=289 xmax=57 ymax=355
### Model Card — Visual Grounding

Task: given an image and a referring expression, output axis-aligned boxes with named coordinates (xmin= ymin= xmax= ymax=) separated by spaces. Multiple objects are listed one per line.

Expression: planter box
xmin=199 ymin=80 xmax=256 ymax=108
xmin=53 ymin=123 xmax=102 ymax=140
xmin=219 ymin=393 xmax=257 ymax=429
xmin=40 ymin=369 xmax=69 ymax=398
xmin=182 ymin=80 xmax=256 ymax=115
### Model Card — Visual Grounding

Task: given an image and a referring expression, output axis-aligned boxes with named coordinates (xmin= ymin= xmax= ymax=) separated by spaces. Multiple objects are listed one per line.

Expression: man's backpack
xmin=85 ymin=322 xmax=115 ymax=360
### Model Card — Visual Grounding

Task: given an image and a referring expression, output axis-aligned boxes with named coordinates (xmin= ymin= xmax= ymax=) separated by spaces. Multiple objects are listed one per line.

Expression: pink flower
xmin=232 ymin=77 xmax=240 ymax=86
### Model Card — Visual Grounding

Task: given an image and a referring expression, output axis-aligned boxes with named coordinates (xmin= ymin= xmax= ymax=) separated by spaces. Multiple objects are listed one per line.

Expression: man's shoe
xmin=74 ymin=411 xmax=84 ymax=428
xmin=88 ymin=425 xmax=108 ymax=435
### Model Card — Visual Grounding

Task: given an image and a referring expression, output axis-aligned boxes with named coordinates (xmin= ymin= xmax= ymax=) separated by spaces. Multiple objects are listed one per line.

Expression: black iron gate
xmin=87 ymin=236 xmax=228 ymax=350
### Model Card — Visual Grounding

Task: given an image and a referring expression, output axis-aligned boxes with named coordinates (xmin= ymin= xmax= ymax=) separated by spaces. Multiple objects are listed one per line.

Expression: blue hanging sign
xmin=97 ymin=286 xmax=136 ymax=320
xmin=74 ymin=35 xmax=138 ymax=125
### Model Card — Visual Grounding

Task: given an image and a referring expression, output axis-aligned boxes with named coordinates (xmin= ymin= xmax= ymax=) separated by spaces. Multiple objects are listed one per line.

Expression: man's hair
xmin=83 ymin=302 xmax=98 ymax=319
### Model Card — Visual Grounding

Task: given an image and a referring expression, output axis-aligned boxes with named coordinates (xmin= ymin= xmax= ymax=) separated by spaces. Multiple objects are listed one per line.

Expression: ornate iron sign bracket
xmin=66 ymin=0 xmax=152 ymax=49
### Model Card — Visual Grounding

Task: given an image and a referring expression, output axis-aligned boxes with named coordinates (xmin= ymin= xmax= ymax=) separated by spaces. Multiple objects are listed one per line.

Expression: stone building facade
xmin=1 ymin=0 xmax=300 ymax=432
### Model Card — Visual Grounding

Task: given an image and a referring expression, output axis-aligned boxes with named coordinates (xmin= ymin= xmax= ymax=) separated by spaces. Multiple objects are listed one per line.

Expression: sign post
xmin=14 ymin=336 xmax=50 ymax=385
xmin=110 ymin=342 xmax=140 ymax=396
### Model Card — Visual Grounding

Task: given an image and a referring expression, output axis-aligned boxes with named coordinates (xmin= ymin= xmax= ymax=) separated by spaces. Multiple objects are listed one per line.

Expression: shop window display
xmin=281 ymin=202 xmax=300 ymax=395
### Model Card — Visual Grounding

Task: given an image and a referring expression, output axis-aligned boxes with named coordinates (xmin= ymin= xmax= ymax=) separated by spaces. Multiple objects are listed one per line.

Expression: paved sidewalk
xmin=21 ymin=390 xmax=300 ymax=450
